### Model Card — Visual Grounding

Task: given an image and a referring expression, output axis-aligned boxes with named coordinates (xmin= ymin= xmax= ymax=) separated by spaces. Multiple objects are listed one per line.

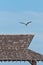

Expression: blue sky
xmin=0 ymin=0 xmax=43 ymax=65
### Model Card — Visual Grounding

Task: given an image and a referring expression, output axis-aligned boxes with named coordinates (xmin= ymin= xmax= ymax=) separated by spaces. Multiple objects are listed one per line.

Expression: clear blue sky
xmin=0 ymin=0 xmax=43 ymax=65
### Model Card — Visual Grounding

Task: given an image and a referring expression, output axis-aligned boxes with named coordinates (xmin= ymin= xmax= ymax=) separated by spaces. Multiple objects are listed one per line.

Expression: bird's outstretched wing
xmin=19 ymin=22 xmax=26 ymax=24
xmin=27 ymin=21 xmax=32 ymax=24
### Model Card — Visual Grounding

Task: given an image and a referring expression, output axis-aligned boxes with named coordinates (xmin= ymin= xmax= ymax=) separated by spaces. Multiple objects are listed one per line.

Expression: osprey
xmin=19 ymin=21 xmax=32 ymax=26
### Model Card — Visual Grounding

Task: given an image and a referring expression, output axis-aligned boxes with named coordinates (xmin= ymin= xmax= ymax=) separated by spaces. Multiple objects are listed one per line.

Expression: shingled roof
xmin=0 ymin=34 xmax=34 ymax=48
xmin=0 ymin=34 xmax=43 ymax=63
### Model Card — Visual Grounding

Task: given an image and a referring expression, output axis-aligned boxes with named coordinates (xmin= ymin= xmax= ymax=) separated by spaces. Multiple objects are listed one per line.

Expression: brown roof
xmin=0 ymin=34 xmax=43 ymax=61
xmin=0 ymin=34 xmax=34 ymax=48
xmin=27 ymin=49 xmax=43 ymax=61
xmin=0 ymin=48 xmax=43 ymax=61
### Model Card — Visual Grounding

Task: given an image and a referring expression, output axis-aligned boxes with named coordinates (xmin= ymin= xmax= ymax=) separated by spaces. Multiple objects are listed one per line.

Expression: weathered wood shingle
xmin=0 ymin=34 xmax=43 ymax=62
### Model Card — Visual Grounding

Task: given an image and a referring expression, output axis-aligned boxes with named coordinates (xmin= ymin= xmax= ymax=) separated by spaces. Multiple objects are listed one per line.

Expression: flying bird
xmin=19 ymin=21 xmax=32 ymax=26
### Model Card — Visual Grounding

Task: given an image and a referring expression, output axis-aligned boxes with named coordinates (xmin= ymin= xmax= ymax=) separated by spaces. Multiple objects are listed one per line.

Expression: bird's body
xmin=19 ymin=21 xmax=32 ymax=26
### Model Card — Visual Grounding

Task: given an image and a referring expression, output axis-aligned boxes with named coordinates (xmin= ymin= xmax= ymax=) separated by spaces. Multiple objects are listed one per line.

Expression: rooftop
xmin=0 ymin=34 xmax=43 ymax=64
